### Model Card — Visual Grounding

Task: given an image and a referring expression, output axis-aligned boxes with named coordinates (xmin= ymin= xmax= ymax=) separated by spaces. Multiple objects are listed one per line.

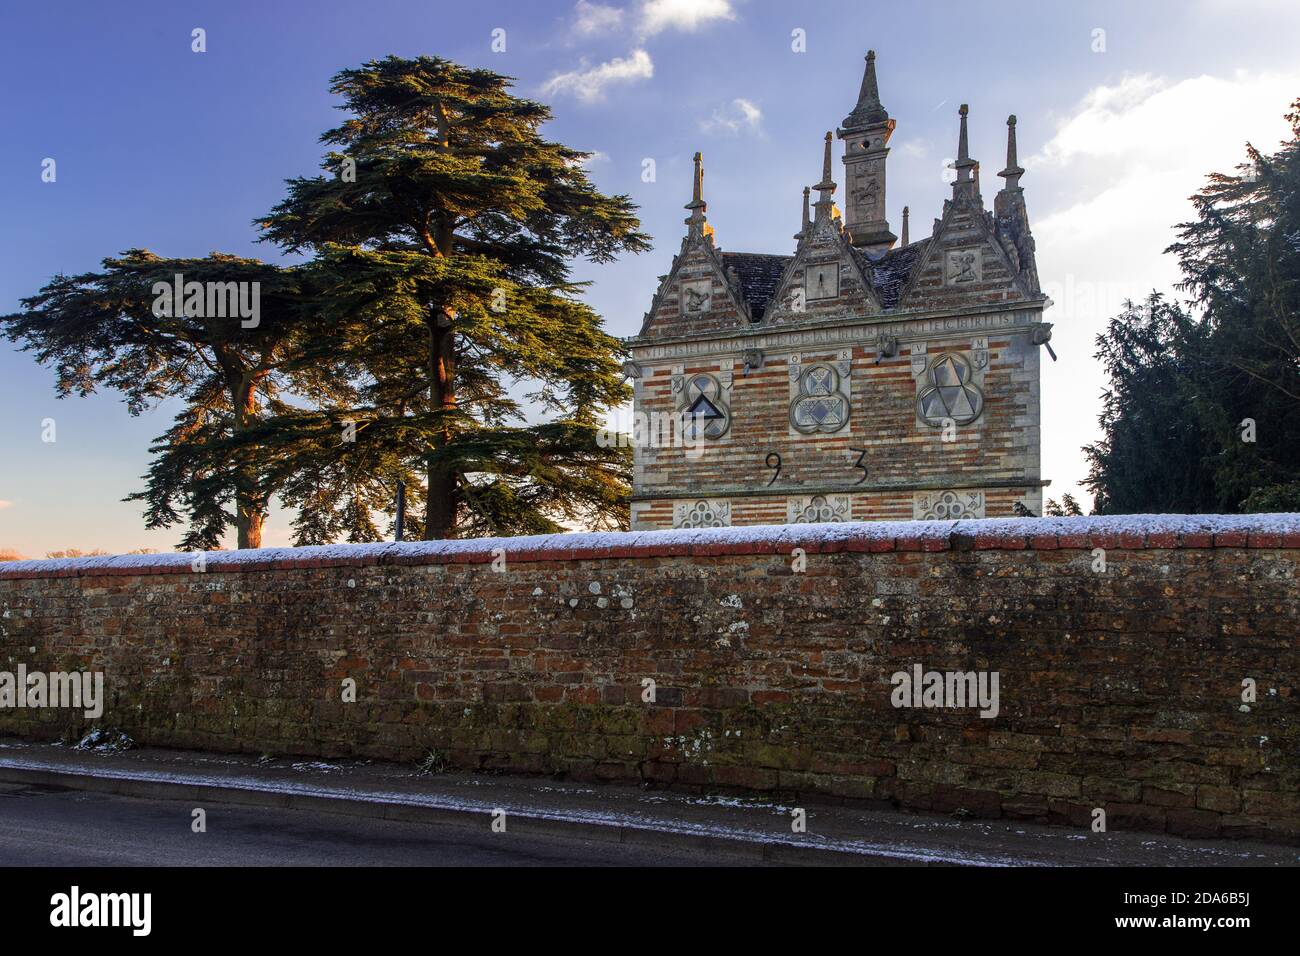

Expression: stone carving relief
xmin=945 ymin=247 xmax=982 ymax=285
xmin=680 ymin=279 xmax=713 ymax=314
xmin=674 ymin=499 xmax=731 ymax=529
xmin=673 ymin=370 xmax=731 ymax=440
xmin=787 ymin=494 xmax=851 ymax=524
xmin=847 ymin=158 xmax=883 ymax=220
xmin=917 ymin=351 xmax=984 ymax=427
xmin=789 ymin=358 xmax=851 ymax=434
xmin=909 ymin=341 xmax=928 ymax=376
xmin=874 ymin=331 xmax=899 ymax=361
xmin=914 ymin=490 xmax=985 ymax=520
xmin=851 ymin=169 xmax=878 ymax=208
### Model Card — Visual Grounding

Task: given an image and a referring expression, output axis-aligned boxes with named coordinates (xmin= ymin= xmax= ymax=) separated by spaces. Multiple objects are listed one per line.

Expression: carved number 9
xmin=765 ymin=452 xmax=782 ymax=486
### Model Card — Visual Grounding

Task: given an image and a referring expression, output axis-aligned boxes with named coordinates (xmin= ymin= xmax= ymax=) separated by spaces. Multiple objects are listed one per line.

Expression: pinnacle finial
xmin=843 ymin=49 xmax=889 ymax=129
xmin=684 ymin=150 xmax=709 ymax=239
xmin=952 ymin=104 xmax=977 ymax=184
xmin=998 ymin=114 xmax=1025 ymax=190
xmin=687 ymin=151 xmax=704 ymax=208
xmin=901 ymin=205 xmax=910 ymax=246
xmin=796 ymin=185 xmax=811 ymax=239
xmin=951 ymin=104 xmax=979 ymax=203
xmin=813 ymin=133 xmax=837 ymax=224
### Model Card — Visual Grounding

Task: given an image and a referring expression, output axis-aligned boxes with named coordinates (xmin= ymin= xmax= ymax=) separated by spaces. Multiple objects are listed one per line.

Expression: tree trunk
xmin=423 ymin=312 xmax=458 ymax=539
xmin=423 ymin=209 xmax=459 ymax=540
xmin=237 ymin=507 xmax=265 ymax=550
xmin=230 ymin=373 xmax=268 ymax=550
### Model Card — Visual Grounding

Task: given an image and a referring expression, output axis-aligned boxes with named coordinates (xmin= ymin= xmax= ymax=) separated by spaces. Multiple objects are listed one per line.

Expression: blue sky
xmin=3 ymin=0 xmax=1299 ymax=555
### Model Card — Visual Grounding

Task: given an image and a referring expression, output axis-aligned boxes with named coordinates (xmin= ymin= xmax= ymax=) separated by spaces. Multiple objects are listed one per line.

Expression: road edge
xmin=0 ymin=762 xmax=952 ymax=867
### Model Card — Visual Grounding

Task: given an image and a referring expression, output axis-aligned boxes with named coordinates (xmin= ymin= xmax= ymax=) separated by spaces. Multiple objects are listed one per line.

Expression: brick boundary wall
xmin=2 ymin=515 xmax=1298 ymax=841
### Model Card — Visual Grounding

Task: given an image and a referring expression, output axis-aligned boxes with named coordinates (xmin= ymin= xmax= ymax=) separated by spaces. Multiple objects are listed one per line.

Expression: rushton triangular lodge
xmin=623 ymin=51 xmax=1051 ymax=530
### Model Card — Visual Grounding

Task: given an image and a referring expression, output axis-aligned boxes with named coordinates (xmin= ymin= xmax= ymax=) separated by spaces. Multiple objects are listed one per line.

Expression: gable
xmin=637 ymin=236 xmax=754 ymax=339
xmin=759 ymin=224 xmax=882 ymax=326
xmin=896 ymin=199 xmax=1034 ymax=310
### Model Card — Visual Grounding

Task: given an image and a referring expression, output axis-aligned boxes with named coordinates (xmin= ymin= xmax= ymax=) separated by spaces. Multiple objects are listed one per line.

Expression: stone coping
xmin=2 ymin=514 xmax=1297 ymax=581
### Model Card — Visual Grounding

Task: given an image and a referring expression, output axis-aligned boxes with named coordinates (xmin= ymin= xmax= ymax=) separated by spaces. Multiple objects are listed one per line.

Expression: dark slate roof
xmin=860 ymin=238 xmax=929 ymax=309
xmin=719 ymin=240 xmax=929 ymax=319
xmin=721 ymin=252 xmax=790 ymax=321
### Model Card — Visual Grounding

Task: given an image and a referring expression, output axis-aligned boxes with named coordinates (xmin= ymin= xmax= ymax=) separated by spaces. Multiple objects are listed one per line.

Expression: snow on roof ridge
xmin=2 ymin=513 xmax=1297 ymax=578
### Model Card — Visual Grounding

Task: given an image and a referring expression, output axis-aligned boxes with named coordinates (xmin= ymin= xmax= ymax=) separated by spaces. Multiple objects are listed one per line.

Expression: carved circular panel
xmin=681 ymin=372 xmax=730 ymax=439
xmin=917 ymin=352 xmax=984 ymax=426
xmin=790 ymin=364 xmax=849 ymax=434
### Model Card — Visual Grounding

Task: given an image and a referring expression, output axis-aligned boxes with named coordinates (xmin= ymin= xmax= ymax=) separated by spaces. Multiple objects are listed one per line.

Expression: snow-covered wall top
xmin=3 ymin=513 xmax=1299 ymax=580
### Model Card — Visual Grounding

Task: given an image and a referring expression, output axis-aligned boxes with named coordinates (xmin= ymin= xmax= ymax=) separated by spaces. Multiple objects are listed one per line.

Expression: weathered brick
xmin=1 ymin=522 xmax=1296 ymax=845
xmin=1196 ymin=785 xmax=1241 ymax=814
xmin=1166 ymin=808 xmax=1222 ymax=838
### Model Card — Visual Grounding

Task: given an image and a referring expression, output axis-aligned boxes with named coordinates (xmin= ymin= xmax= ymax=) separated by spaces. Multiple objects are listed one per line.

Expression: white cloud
xmin=1032 ymin=69 xmax=1298 ymax=295
xmin=1024 ymin=69 xmax=1300 ymax=506
xmin=572 ymin=1 xmax=624 ymax=36
xmin=542 ymin=49 xmax=654 ymax=103
xmin=699 ymin=97 xmax=762 ymax=135
xmin=639 ymin=0 xmax=735 ymax=36
xmin=564 ymin=1 xmax=737 ymax=45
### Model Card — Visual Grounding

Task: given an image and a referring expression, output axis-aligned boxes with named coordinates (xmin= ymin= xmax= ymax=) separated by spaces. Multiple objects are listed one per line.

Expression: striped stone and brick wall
xmin=627 ymin=305 xmax=1046 ymax=530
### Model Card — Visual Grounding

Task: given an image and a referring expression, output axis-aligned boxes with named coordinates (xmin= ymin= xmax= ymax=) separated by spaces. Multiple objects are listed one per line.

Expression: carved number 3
xmin=765 ymin=452 xmax=782 ymax=486
xmin=849 ymin=447 xmax=868 ymax=485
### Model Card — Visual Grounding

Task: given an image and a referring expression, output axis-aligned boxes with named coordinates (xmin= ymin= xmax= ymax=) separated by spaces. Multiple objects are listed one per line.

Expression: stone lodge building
xmin=623 ymin=51 xmax=1052 ymax=530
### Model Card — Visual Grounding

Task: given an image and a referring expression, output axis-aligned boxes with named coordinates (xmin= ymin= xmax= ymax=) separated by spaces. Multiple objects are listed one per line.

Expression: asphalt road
xmin=0 ymin=781 xmax=743 ymax=867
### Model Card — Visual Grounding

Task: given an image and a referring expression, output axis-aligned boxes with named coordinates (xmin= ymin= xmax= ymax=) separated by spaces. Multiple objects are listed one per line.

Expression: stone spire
xmin=995 ymin=113 xmax=1038 ymax=291
xmin=837 ymin=50 xmax=896 ymax=253
xmin=842 ymin=49 xmax=889 ymax=129
xmin=901 ymin=205 xmax=909 ymax=246
xmin=997 ymin=114 xmax=1024 ymax=192
xmin=684 ymin=151 xmax=712 ymax=242
xmin=812 ymin=132 xmax=837 ymax=225
xmin=796 ymin=185 xmax=810 ymax=239
xmin=956 ymin=106 xmax=972 ymax=173
xmin=951 ymin=104 xmax=979 ymax=203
